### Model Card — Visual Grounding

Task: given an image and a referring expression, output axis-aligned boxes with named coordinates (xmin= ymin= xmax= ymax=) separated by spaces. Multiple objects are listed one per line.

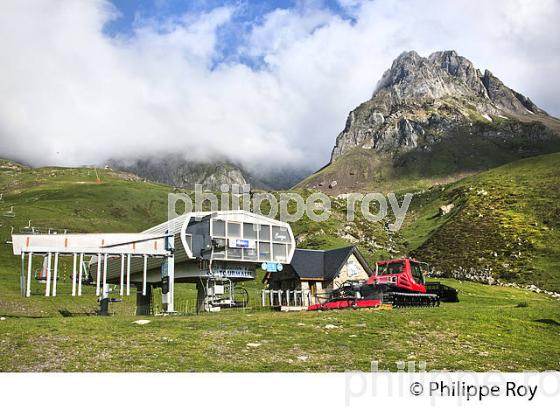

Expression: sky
xmin=0 ymin=0 xmax=559 ymax=174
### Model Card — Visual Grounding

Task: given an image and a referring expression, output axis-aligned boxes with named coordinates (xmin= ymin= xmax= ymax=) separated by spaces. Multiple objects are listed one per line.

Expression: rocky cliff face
xmin=107 ymin=156 xmax=259 ymax=191
xmin=108 ymin=156 xmax=311 ymax=191
xmin=331 ymin=50 xmax=552 ymax=161
xmin=297 ymin=50 xmax=560 ymax=193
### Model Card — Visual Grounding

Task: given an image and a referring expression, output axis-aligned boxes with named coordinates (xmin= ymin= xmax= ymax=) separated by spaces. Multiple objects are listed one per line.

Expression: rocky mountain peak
xmin=481 ymin=69 xmax=545 ymax=115
xmin=330 ymin=50 xmax=553 ymax=161
xmin=374 ymin=50 xmax=494 ymax=102
xmin=428 ymin=50 xmax=488 ymax=98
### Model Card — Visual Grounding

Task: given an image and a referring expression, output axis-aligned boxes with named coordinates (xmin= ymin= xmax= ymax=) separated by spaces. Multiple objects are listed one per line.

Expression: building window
xmin=259 ymin=242 xmax=271 ymax=260
xmin=243 ymin=223 xmax=257 ymax=239
xmin=260 ymin=225 xmax=271 ymax=241
xmin=226 ymin=247 xmax=242 ymax=259
xmin=273 ymin=243 xmax=287 ymax=262
xmin=227 ymin=222 xmax=241 ymax=238
xmin=272 ymin=226 xmax=289 ymax=243
xmin=212 ymin=237 xmax=226 ymax=258
xmin=212 ymin=219 xmax=226 ymax=237
xmin=243 ymin=248 xmax=257 ymax=261
xmin=347 ymin=260 xmax=358 ymax=277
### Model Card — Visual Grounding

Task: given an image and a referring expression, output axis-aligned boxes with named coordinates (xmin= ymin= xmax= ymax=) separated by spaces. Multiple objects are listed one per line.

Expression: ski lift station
xmin=11 ymin=210 xmax=296 ymax=314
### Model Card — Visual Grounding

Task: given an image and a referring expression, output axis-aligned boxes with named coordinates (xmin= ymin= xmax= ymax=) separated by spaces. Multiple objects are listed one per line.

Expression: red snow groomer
xmin=308 ymin=258 xmax=457 ymax=310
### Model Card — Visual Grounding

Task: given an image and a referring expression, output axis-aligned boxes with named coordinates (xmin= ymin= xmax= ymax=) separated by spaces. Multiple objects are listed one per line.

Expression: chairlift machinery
xmin=11 ymin=210 xmax=296 ymax=314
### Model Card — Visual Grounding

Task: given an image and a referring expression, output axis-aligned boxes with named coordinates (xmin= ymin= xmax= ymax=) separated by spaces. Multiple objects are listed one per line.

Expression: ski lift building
xmin=13 ymin=210 xmax=296 ymax=314
xmin=89 ymin=210 xmax=295 ymax=284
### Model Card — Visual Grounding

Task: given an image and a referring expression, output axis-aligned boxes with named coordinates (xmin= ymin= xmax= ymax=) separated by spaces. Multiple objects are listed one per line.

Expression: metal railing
xmin=261 ymin=289 xmax=310 ymax=308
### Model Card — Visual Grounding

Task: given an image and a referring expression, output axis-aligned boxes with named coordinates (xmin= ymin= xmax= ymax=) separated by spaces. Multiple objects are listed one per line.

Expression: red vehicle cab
xmin=307 ymin=258 xmax=435 ymax=311
xmin=368 ymin=258 xmax=427 ymax=293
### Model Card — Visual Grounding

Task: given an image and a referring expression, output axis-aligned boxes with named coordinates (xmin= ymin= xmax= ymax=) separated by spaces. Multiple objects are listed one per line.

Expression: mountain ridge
xmin=107 ymin=156 xmax=310 ymax=191
xmin=107 ymin=156 xmax=263 ymax=191
xmin=298 ymin=50 xmax=560 ymax=193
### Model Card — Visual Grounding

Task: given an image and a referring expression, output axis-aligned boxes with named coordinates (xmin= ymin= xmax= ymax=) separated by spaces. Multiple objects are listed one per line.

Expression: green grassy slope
xmin=1 ymin=159 xmax=559 ymax=372
xmin=2 ymin=153 xmax=559 ymax=310
xmin=296 ymin=114 xmax=560 ymax=194
xmin=1 ymin=279 xmax=559 ymax=371
xmin=402 ymin=152 xmax=560 ymax=291
xmin=294 ymin=148 xmax=469 ymax=194
xmin=0 ymin=161 xmax=407 ymax=318
xmin=0 ymin=161 xmax=173 ymax=316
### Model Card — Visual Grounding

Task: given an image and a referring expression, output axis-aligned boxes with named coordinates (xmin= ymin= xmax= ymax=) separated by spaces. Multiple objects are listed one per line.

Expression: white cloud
xmin=0 ymin=0 xmax=559 ymax=173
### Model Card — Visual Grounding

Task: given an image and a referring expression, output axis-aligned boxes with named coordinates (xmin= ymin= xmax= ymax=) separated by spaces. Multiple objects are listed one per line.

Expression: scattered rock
xmin=329 ymin=181 xmax=338 ymax=189
xmin=324 ymin=324 xmax=338 ymax=330
xmin=341 ymin=233 xmax=359 ymax=243
xmin=0 ymin=317 xmax=5 ymax=321
xmin=439 ymin=204 xmax=455 ymax=216
xmin=246 ymin=342 xmax=262 ymax=348
xmin=297 ymin=355 xmax=309 ymax=361
xmin=431 ymin=266 xmax=495 ymax=285
xmin=433 ymin=268 xmax=560 ymax=299
xmin=133 ymin=320 xmax=150 ymax=325
xmin=528 ymin=285 xmax=541 ymax=293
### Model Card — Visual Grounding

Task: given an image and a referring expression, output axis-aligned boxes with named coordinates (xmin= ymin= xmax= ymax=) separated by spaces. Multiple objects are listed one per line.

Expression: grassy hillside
xmin=402 ymin=152 xmax=560 ymax=291
xmin=2 ymin=154 xmax=559 ymax=317
xmin=1 ymin=158 xmax=559 ymax=372
xmin=0 ymin=161 xmax=175 ymax=317
xmin=296 ymin=114 xmax=560 ymax=194
xmin=1 ymin=279 xmax=559 ymax=371
xmin=295 ymin=148 xmax=476 ymax=194
xmin=0 ymin=161 xmax=407 ymax=318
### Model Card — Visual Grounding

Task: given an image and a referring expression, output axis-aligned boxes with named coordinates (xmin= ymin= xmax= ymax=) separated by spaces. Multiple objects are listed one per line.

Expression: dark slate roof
xmin=287 ymin=246 xmax=372 ymax=281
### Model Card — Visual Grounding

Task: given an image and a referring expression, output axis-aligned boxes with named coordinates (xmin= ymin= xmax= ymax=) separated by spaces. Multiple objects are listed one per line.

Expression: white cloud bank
xmin=0 ymin=0 xmax=559 ymax=173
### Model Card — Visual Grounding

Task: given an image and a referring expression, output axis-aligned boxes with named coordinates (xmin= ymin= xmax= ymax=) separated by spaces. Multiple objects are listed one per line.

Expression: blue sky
xmin=104 ymin=0 xmax=351 ymax=35
xmin=104 ymin=0 xmax=355 ymax=68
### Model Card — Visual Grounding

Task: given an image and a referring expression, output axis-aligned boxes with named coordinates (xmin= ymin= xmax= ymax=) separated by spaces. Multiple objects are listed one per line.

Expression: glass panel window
xmin=243 ymin=248 xmax=257 ymax=261
xmin=273 ymin=244 xmax=287 ymax=262
xmin=212 ymin=219 xmax=226 ymax=237
xmin=212 ymin=237 xmax=226 ymax=259
xmin=259 ymin=225 xmax=271 ymax=241
xmin=226 ymin=247 xmax=242 ymax=259
xmin=227 ymin=222 xmax=241 ymax=238
xmin=387 ymin=262 xmax=404 ymax=275
xmin=272 ymin=226 xmax=289 ymax=243
xmin=243 ymin=223 xmax=257 ymax=239
xmin=410 ymin=262 xmax=424 ymax=284
xmin=213 ymin=250 xmax=225 ymax=259
xmin=212 ymin=238 xmax=226 ymax=252
xmin=259 ymin=242 xmax=271 ymax=260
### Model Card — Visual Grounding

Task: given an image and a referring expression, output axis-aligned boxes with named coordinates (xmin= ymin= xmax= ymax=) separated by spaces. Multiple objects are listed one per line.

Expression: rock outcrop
xmin=297 ymin=50 xmax=560 ymax=193
xmin=331 ymin=50 xmax=553 ymax=161
xmin=107 ymin=156 xmax=257 ymax=191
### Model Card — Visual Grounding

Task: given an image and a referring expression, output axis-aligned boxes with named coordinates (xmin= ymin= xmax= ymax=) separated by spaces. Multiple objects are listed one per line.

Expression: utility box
xmin=208 ymin=285 xmax=224 ymax=296
xmin=161 ymin=276 xmax=169 ymax=294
